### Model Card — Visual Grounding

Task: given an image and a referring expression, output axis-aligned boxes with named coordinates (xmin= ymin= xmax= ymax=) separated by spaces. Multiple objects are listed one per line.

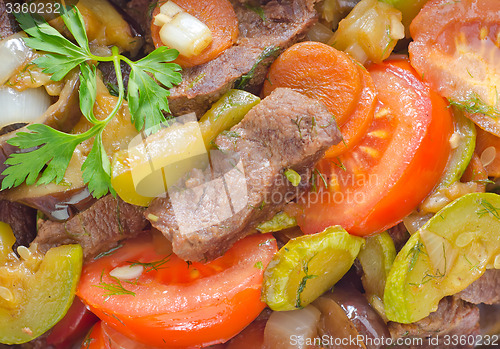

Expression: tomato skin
xmin=297 ymin=59 xmax=453 ymax=236
xmin=409 ymin=0 xmax=500 ymax=134
xmin=77 ymin=233 xmax=277 ymax=348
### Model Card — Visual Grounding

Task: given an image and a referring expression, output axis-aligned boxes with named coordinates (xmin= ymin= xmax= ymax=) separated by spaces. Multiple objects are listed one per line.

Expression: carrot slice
xmin=262 ymin=41 xmax=363 ymax=127
xmin=151 ymin=0 xmax=238 ymax=68
xmin=324 ymin=64 xmax=376 ymax=158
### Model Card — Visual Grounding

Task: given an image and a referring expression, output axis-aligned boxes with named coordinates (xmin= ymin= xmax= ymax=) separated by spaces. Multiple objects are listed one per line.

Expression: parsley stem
xmin=103 ymin=46 xmax=125 ymax=124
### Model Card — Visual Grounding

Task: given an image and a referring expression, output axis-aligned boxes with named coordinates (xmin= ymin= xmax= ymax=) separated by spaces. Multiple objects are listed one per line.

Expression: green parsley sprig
xmin=1 ymin=6 xmax=182 ymax=198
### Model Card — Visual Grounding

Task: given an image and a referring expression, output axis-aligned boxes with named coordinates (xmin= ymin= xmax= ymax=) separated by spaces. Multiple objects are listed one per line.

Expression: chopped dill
xmin=236 ymin=46 xmax=280 ymax=89
xmin=254 ymin=261 xmax=263 ymax=269
xmin=476 ymin=199 xmax=500 ymax=220
xmin=449 ymin=93 xmax=500 ymax=119
xmin=463 ymin=254 xmax=480 ymax=272
xmin=93 ymin=271 xmax=136 ymax=299
xmin=331 ymin=158 xmax=346 ymax=171
xmin=188 ymin=72 xmax=206 ymax=90
xmin=94 ymin=244 xmax=123 ymax=260
xmin=407 ymin=241 xmax=426 ymax=273
xmin=245 ymin=3 xmax=266 ymax=22
xmin=314 ymin=168 xmax=328 ymax=189
xmin=128 ymin=255 xmax=172 ymax=272
xmin=295 ymin=255 xmax=318 ymax=308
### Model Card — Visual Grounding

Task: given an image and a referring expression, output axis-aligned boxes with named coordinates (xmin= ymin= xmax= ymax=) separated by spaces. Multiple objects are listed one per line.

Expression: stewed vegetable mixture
xmin=0 ymin=0 xmax=499 ymax=348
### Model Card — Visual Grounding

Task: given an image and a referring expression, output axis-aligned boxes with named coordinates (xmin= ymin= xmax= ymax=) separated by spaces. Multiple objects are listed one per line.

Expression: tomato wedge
xmin=77 ymin=233 xmax=277 ymax=348
xmin=151 ymin=0 xmax=238 ymax=68
xmin=297 ymin=59 xmax=454 ymax=236
xmin=409 ymin=0 xmax=500 ymax=134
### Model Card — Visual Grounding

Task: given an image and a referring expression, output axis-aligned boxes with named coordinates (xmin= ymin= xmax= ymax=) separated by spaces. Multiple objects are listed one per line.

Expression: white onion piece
xmin=263 ymin=305 xmax=321 ymax=349
xmin=0 ymin=87 xmax=51 ymax=128
xmin=0 ymin=33 xmax=32 ymax=85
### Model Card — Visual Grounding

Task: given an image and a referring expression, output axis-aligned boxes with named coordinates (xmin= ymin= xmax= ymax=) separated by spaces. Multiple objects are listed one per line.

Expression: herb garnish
xmin=94 ymin=271 xmax=136 ymax=299
xmin=127 ymin=255 xmax=172 ymax=272
xmin=1 ymin=6 xmax=182 ymax=198
xmin=476 ymin=199 xmax=500 ymax=220
xmin=236 ymin=46 xmax=279 ymax=89
xmin=295 ymin=255 xmax=318 ymax=308
xmin=449 ymin=93 xmax=500 ymax=119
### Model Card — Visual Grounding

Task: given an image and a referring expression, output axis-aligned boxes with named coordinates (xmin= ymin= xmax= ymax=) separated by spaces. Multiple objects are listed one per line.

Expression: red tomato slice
xmin=409 ymin=0 xmax=500 ymax=134
xmin=324 ymin=64 xmax=376 ymax=158
xmin=297 ymin=59 xmax=454 ymax=236
xmin=77 ymin=233 xmax=277 ymax=348
xmin=82 ymin=322 xmax=108 ymax=349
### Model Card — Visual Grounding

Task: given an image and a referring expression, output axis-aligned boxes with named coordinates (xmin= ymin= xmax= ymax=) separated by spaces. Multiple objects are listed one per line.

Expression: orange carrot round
xmin=151 ymin=0 xmax=239 ymax=68
xmin=262 ymin=41 xmax=363 ymax=127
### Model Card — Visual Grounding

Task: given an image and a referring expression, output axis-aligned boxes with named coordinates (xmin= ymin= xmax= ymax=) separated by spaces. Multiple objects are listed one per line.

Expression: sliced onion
xmin=0 ymin=33 xmax=33 ymax=85
xmin=0 ymin=87 xmax=51 ymax=128
xmin=263 ymin=305 xmax=321 ymax=349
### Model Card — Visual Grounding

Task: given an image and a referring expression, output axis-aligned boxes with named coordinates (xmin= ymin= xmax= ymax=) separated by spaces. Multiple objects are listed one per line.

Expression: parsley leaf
xmin=2 ymin=125 xmax=87 ymax=187
xmin=2 ymin=5 xmax=182 ymax=198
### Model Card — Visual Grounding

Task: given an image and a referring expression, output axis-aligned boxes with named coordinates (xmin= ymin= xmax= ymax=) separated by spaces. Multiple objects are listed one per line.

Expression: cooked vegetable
xmin=409 ymin=0 xmax=500 ymax=135
xmin=380 ymin=0 xmax=428 ymax=37
xmin=298 ymin=59 xmax=454 ymax=236
xmin=0 ymin=86 xmax=51 ymax=128
xmin=83 ymin=321 xmax=165 ymax=349
xmin=153 ymin=1 xmax=212 ymax=58
xmin=476 ymin=127 xmax=500 ymax=178
xmin=256 ymin=212 xmax=297 ymax=233
xmin=419 ymin=107 xmax=477 ymax=212
xmin=319 ymin=287 xmax=391 ymax=344
xmin=77 ymin=233 xmax=277 ymax=347
xmin=384 ymin=192 xmax=500 ymax=323
xmin=329 ymin=0 xmax=405 ymax=64
xmin=263 ymin=305 xmax=320 ymax=349
xmin=262 ymin=226 xmax=364 ymax=311
xmin=1 ymin=6 xmax=182 ymax=198
xmin=198 ymin=89 xmax=260 ymax=148
xmin=46 ymin=298 xmax=98 ymax=349
xmin=358 ymin=231 xmax=396 ymax=300
xmin=111 ymin=89 xmax=258 ymax=206
xmin=151 ymin=0 xmax=238 ymax=68
xmin=111 ymin=115 xmax=208 ymax=206
xmin=263 ymin=41 xmax=377 ymax=157
xmin=0 ymin=33 xmax=32 ymax=85
xmin=324 ymin=62 xmax=376 ymax=158
xmin=313 ymin=293 xmax=363 ymax=348
xmin=0 ymin=222 xmax=82 ymax=344
xmin=263 ymin=41 xmax=362 ymax=127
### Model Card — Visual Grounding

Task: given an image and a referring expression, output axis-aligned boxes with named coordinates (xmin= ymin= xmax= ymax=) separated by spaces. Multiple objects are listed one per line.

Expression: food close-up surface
xmin=0 ymin=0 xmax=499 ymax=348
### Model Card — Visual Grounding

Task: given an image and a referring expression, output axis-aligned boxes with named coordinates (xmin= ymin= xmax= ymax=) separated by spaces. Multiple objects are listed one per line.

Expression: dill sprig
xmin=295 ymin=255 xmax=318 ymax=308
xmin=93 ymin=271 xmax=136 ymax=299
xmin=449 ymin=93 xmax=500 ymax=119
xmin=128 ymin=255 xmax=172 ymax=272
xmin=476 ymin=199 xmax=500 ymax=220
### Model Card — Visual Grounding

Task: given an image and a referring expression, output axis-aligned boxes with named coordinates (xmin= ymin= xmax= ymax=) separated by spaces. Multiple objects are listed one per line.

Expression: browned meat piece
xmin=0 ymin=0 xmax=18 ymax=40
xmin=388 ymin=297 xmax=480 ymax=349
xmin=169 ymin=0 xmax=320 ymax=117
xmin=387 ymin=222 xmax=410 ymax=252
xmin=0 ymin=200 xmax=37 ymax=250
xmin=33 ymin=195 xmax=149 ymax=260
xmin=457 ymin=269 xmax=500 ymax=305
xmin=146 ymin=88 xmax=342 ymax=262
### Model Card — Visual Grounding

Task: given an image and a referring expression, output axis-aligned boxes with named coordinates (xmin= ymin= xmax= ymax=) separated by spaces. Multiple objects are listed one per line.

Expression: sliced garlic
xmin=154 ymin=1 xmax=212 ymax=58
xmin=109 ymin=264 xmax=144 ymax=280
